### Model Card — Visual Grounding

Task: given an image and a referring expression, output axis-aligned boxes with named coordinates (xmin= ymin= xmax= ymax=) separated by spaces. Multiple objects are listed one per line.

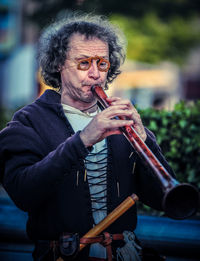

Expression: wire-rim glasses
xmin=77 ymin=56 xmax=110 ymax=72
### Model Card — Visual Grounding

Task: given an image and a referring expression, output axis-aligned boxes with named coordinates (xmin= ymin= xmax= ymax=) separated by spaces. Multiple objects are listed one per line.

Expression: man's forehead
xmin=68 ymin=33 xmax=109 ymax=55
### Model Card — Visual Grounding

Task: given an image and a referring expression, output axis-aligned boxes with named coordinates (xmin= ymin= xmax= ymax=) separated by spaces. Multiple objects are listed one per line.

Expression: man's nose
xmin=88 ymin=60 xmax=100 ymax=79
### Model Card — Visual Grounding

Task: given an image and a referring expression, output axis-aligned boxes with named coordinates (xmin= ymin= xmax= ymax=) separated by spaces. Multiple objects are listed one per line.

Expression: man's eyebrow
xmin=78 ymin=55 xmax=90 ymax=58
xmin=75 ymin=55 xmax=109 ymax=59
xmin=73 ymin=55 xmax=89 ymax=60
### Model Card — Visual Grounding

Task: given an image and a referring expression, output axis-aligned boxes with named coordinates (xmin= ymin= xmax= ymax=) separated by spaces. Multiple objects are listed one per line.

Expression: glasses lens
xmin=98 ymin=60 xmax=109 ymax=71
xmin=78 ymin=60 xmax=90 ymax=70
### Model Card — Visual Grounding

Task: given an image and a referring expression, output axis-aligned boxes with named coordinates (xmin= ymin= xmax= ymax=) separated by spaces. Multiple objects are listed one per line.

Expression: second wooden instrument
xmin=80 ymin=193 xmax=138 ymax=250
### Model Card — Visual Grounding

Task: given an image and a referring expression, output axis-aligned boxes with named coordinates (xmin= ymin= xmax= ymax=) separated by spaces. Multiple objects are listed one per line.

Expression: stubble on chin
xmin=62 ymin=81 xmax=97 ymax=104
xmin=81 ymin=92 xmax=95 ymax=103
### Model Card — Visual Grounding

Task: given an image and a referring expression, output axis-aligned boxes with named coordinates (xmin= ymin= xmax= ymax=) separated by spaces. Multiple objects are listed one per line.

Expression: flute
xmin=91 ymin=85 xmax=199 ymax=220
xmin=79 ymin=194 xmax=138 ymax=250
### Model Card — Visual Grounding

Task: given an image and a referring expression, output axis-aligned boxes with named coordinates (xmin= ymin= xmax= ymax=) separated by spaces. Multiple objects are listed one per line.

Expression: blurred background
xmin=0 ymin=0 xmax=200 ymax=260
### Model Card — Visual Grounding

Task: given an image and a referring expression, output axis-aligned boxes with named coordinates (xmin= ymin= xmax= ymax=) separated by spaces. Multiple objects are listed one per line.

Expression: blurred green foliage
xmin=140 ymin=100 xmax=200 ymax=187
xmin=138 ymin=100 xmax=200 ymax=216
xmin=82 ymin=0 xmax=200 ymax=20
xmin=31 ymin=0 xmax=200 ymax=27
xmin=29 ymin=0 xmax=200 ymax=65
xmin=110 ymin=14 xmax=200 ymax=65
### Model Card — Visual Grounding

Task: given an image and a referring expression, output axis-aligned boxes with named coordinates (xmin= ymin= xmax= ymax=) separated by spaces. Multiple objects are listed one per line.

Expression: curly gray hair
xmin=37 ymin=13 xmax=127 ymax=90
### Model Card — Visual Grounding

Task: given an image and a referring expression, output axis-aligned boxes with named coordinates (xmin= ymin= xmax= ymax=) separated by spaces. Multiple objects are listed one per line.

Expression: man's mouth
xmin=83 ymin=86 xmax=93 ymax=92
xmin=83 ymin=84 xmax=102 ymax=89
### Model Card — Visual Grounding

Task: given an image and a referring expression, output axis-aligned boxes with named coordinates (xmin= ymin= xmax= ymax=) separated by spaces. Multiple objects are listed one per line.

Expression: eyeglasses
xmin=77 ymin=56 xmax=110 ymax=72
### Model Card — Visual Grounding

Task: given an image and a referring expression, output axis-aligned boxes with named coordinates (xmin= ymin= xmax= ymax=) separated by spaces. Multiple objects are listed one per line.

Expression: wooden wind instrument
xmin=91 ymin=85 xmax=199 ymax=220
xmin=79 ymin=193 xmax=138 ymax=250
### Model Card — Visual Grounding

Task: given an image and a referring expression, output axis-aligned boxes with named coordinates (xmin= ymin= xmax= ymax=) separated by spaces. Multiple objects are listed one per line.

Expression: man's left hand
xmin=106 ymin=97 xmax=147 ymax=141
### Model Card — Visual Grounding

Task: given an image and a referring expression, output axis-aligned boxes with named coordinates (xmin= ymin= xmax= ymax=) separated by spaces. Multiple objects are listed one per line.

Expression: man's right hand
xmin=80 ymin=102 xmax=133 ymax=147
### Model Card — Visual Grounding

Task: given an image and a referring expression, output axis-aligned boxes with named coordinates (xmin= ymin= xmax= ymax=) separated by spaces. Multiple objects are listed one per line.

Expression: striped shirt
xmin=62 ymin=103 xmax=107 ymax=258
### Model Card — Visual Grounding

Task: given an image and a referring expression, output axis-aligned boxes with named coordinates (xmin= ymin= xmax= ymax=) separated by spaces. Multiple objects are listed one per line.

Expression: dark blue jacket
xmin=0 ymin=90 xmax=174 ymax=256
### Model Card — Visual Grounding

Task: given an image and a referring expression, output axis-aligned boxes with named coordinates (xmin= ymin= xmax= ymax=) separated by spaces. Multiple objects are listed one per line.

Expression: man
xmin=0 ymin=14 xmax=174 ymax=260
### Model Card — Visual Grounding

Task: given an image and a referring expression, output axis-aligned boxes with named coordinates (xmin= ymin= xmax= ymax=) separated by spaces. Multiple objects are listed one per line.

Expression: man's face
xmin=60 ymin=33 xmax=109 ymax=107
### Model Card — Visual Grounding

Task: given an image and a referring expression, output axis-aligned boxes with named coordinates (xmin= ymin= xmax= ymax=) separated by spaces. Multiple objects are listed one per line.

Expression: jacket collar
xmin=36 ymin=89 xmax=61 ymax=105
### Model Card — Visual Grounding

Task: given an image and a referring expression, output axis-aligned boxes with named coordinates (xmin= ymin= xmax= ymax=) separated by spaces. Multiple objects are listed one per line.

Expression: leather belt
xmin=49 ymin=232 xmax=123 ymax=261
xmin=80 ymin=232 xmax=124 ymax=261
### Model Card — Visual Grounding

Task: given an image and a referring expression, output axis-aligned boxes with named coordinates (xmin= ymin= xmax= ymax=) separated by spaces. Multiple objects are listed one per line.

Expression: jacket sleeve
xmin=0 ymin=120 xmax=89 ymax=212
xmin=134 ymin=128 xmax=176 ymax=210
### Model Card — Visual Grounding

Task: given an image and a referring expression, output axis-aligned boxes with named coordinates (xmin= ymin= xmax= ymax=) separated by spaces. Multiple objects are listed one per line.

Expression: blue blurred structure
xmin=0 ymin=185 xmax=200 ymax=261
xmin=0 ymin=186 xmax=33 ymax=261
xmin=0 ymin=0 xmax=37 ymax=110
xmin=0 ymin=0 xmax=21 ymax=58
xmin=135 ymin=215 xmax=200 ymax=260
